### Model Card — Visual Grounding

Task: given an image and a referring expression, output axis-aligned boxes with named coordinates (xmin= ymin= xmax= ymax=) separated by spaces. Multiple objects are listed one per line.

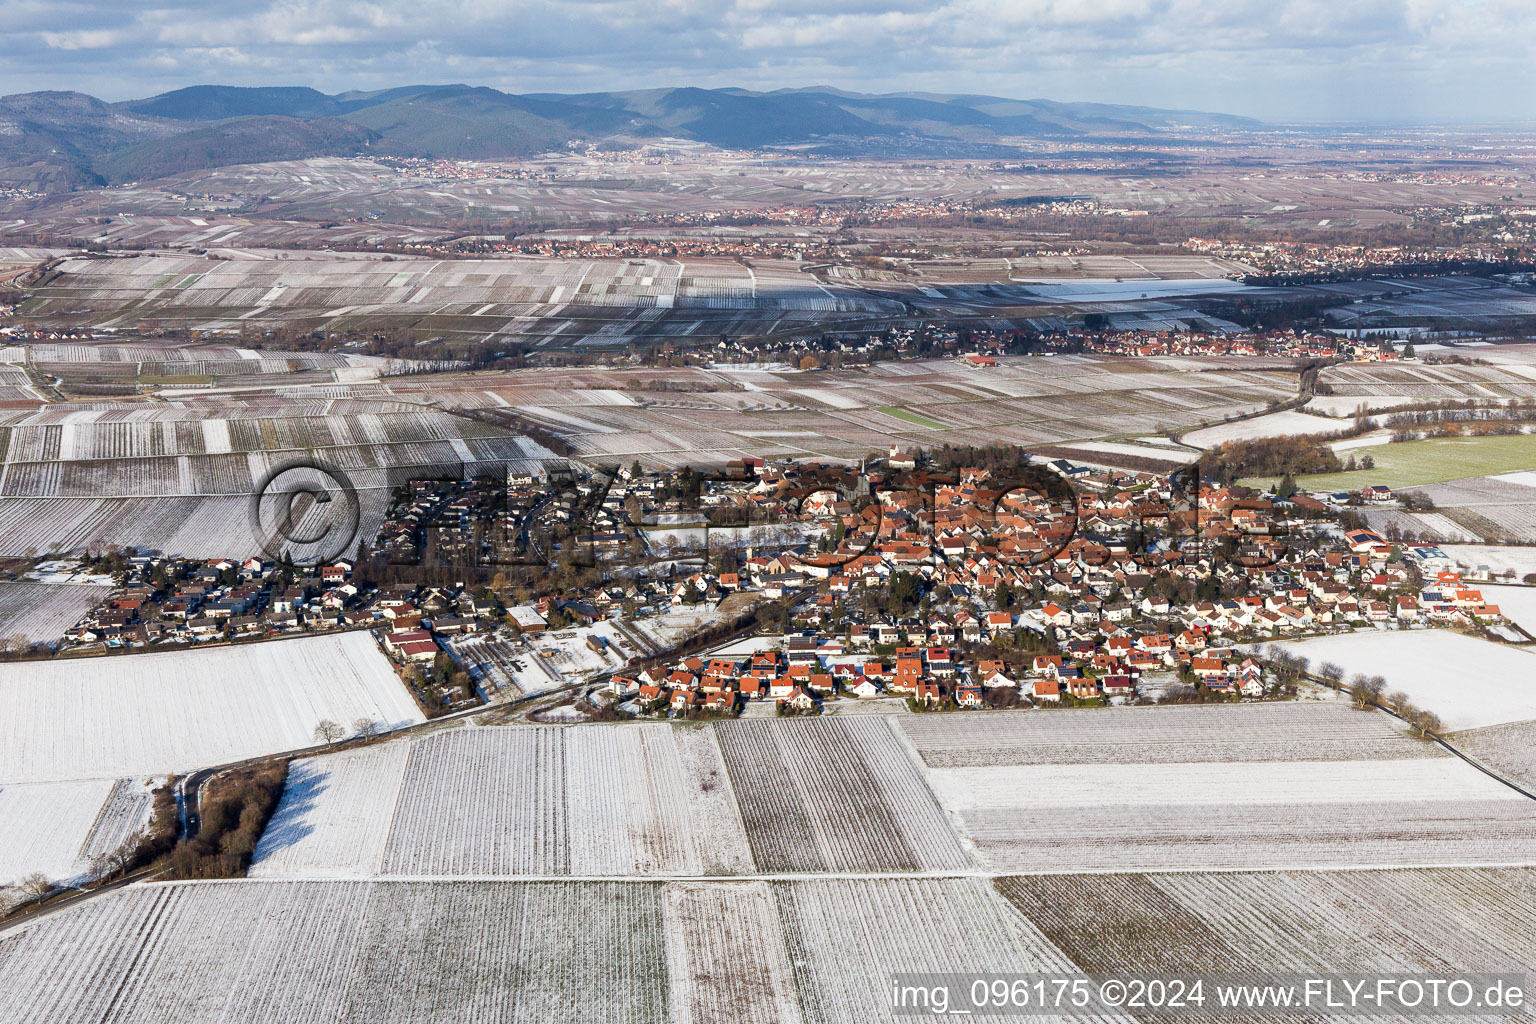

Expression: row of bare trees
xmin=311 ymin=717 xmax=384 ymax=747
xmin=1312 ymin=660 xmax=1444 ymax=738
xmin=1 ymin=829 xmax=148 ymax=914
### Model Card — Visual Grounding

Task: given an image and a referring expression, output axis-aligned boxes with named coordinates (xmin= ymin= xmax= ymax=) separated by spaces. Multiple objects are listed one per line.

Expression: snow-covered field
xmin=255 ymin=716 xmax=971 ymax=879
xmin=1331 ymin=430 xmax=1392 ymax=451
xmin=925 ymin=759 xmax=1514 ymax=810
xmin=0 ymin=777 xmax=155 ymax=885
xmin=9 ymin=870 xmax=1536 ymax=1022
xmin=1483 ymin=585 xmax=1536 ymax=634
xmin=641 ymin=604 xmax=723 ymax=646
xmin=698 ymin=633 xmax=784 ymax=658
xmin=243 ymin=698 xmax=1536 ymax=888
xmin=1 ymin=779 xmax=116 ymax=885
xmin=0 ymin=581 xmax=111 ymax=646
xmin=0 ymin=632 xmax=421 ymax=782
xmin=1451 ymin=720 xmax=1536 ymax=792
xmin=1057 ymin=439 xmax=1192 ymax=462
xmin=1277 ymin=630 xmax=1536 ymax=731
xmin=0 ymin=877 xmax=1074 ymax=1023
xmin=1361 ymin=509 xmax=1481 ymax=543
xmin=716 ymin=717 xmax=970 ymax=873
xmin=252 ymin=724 xmax=754 ymax=878
xmin=663 ymin=882 xmax=804 ymax=1024
xmin=251 ymin=743 xmax=411 ymax=878
xmin=1184 ymin=410 xmax=1350 ymax=446
xmin=1443 ymin=545 xmax=1536 ymax=576
xmin=899 ymin=702 xmax=1420 ymax=767
xmin=1001 ymin=867 xmax=1536 ymax=982
xmin=0 ymin=880 xmax=671 ymax=1023
xmin=908 ymin=701 xmax=1536 ymax=872
xmin=775 ymin=877 xmax=1081 ymax=1020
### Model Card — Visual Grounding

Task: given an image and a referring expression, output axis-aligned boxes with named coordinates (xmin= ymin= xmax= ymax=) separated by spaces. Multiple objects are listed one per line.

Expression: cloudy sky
xmin=5 ymin=0 xmax=1534 ymax=122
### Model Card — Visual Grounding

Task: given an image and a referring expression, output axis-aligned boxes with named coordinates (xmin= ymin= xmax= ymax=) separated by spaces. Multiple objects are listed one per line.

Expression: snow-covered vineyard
xmin=0 ymin=778 xmax=155 ymax=886
xmin=0 ymin=579 xmax=112 ymax=646
xmin=253 ymin=725 xmax=755 ymax=878
xmin=903 ymin=702 xmax=1536 ymax=873
xmin=6 ymin=869 xmax=1536 ymax=1023
xmin=249 ymin=703 xmax=1536 ymax=882
xmin=0 ymin=631 xmax=421 ymax=782
xmin=713 ymin=717 xmax=970 ymax=873
xmin=0 ymin=401 xmax=557 ymax=558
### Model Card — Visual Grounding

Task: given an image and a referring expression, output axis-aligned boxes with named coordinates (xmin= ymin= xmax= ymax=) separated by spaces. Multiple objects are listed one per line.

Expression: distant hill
xmin=96 ymin=116 xmax=378 ymax=182
xmin=0 ymin=83 xmax=1266 ymax=192
xmin=121 ymin=86 xmax=347 ymax=121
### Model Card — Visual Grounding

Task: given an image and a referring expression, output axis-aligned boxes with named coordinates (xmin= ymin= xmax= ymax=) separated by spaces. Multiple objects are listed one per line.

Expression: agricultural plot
xmin=714 ymin=717 xmax=969 ymax=872
xmin=9 ymin=869 xmax=1536 ymax=1022
xmin=0 ymin=880 xmax=669 ymax=1024
xmin=0 ymin=396 xmax=556 ymax=558
xmin=907 ymin=702 xmax=1536 ymax=872
xmin=1402 ymin=474 xmax=1536 ymax=545
xmin=1305 ymin=394 xmax=1423 ymax=416
xmin=948 ymin=779 xmax=1536 ymax=873
xmin=774 ymin=877 xmax=1085 ymax=1024
xmin=1449 ymin=720 xmax=1536 ymax=794
xmin=0 ymin=408 xmax=544 ymax=494
xmin=24 ymin=251 xmax=904 ymax=341
xmin=1038 ymin=438 xmax=1193 ymax=470
xmin=0 ymin=777 xmax=153 ymax=885
xmin=0 ymin=631 xmax=420 ymax=782
xmin=0 ymin=490 xmax=405 ymax=561
xmin=424 ymin=357 xmax=1297 ymax=465
xmin=1183 ymin=409 xmax=1352 ymax=446
xmin=899 ymin=702 xmax=1433 ymax=768
xmin=252 ymin=724 xmax=755 ymax=878
xmin=1000 ymin=867 xmax=1536 ymax=981
xmin=1360 ymin=508 xmax=1482 ymax=543
xmin=1277 ymin=630 xmax=1536 ymax=731
xmin=0 ymin=580 xmax=110 ymax=645
xmin=1319 ymin=360 xmax=1536 ymax=400
xmin=1482 ymin=585 xmax=1536 ymax=634
xmin=1258 ymin=434 xmax=1536 ymax=492
xmin=663 ymin=882 xmax=805 ymax=1024
xmin=251 ymin=743 xmax=411 ymax=878
xmin=1442 ymin=544 xmax=1536 ymax=576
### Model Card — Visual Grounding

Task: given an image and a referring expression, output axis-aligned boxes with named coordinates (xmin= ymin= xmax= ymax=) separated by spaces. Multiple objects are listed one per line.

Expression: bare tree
xmin=1348 ymin=674 xmax=1372 ymax=708
xmin=352 ymin=717 xmax=382 ymax=739
xmin=93 ymin=831 xmax=145 ymax=880
xmin=1386 ymin=690 xmax=1415 ymax=718
xmin=1317 ymin=661 xmax=1344 ymax=686
xmin=1413 ymin=709 xmax=1444 ymax=739
xmin=16 ymin=873 xmax=52 ymax=902
xmin=1363 ymin=675 xmax=1387 ymax=704
xmin=87 ymin=852 xmax=112 ymax=880
xmin=313 ymin=719 xmax=345 ymax=746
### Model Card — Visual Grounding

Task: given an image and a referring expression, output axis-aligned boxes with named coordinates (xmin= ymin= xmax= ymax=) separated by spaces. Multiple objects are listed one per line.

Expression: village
xmin=29 ymin=440 xmax=1519 ymax=720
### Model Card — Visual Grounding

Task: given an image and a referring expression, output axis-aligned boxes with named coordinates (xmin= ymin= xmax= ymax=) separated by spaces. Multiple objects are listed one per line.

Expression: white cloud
xmin=1 ymin=0 xmax=1532 ymax=121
